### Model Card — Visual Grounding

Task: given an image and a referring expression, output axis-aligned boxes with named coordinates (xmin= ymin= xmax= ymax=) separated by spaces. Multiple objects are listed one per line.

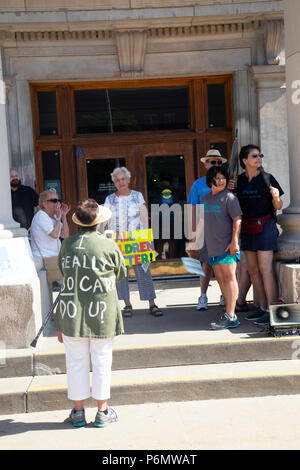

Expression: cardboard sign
xmin=114 ymin=229 xmax=156 ymax=266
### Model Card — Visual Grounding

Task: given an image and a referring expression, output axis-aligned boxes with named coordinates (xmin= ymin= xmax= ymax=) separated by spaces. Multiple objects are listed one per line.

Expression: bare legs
xmin=213 ymin=263 xmax=238 ymax=318
xmin=236 ymin=258 xmax=251 ymax=305
xmin=200 ymin=262 xmax=212 ymax=295
xmin=74 ymin=399 xmax=107 ymax=412
xmin=244 ymin=250 xmax=278 ymax=309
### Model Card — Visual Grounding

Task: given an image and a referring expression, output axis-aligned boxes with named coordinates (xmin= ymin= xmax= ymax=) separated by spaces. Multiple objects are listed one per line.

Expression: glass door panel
xmin=42 ymin=149 xmax=62 ymax=199
xmin=75 ymin=145 xmax=133 ymax=204
xmin=86 ymin=157 xmax=126 ymax=204
xmin=146 ymin=154 xmax=187 ymax=260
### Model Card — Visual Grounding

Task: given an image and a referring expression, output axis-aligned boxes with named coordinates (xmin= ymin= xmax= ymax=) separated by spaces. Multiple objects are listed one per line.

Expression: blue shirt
xmin=187 ymin=176 xmax=211 ymax=205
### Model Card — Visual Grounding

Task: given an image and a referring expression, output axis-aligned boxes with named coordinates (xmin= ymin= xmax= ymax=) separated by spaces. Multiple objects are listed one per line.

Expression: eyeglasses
xmin=249 ymin=153 xmax=264 ymax=159
xmin=214 ymin=177 xmax=226 ymax=182
xmin=47 ymin=198 xmax=61 ymax=203
xmin=207 ymin=160 xmax=223 ymax=166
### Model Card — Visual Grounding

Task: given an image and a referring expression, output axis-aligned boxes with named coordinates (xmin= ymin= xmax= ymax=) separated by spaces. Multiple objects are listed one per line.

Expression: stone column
xmin=0 ymin=55 xmax=27 ymax=237
xmin=276 ymin=0 xmax=300 ymax=260
xmin=251 ymin=65 xmax=289 ymax=209
xmin=0 ymin=48 xmax=46 ymax=348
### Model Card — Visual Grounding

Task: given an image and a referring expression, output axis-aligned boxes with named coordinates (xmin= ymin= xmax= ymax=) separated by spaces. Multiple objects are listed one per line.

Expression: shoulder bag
xmin=30 ymin=229 xmax=63 ymax=283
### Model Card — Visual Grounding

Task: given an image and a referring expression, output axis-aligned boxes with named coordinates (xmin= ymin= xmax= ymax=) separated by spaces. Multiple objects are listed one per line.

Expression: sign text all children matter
xmin=114 ymin=229 xmax=156 ymax=266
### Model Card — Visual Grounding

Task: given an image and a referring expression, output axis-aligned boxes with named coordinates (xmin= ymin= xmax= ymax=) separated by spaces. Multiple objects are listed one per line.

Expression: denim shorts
xmin=240 ymin=217 xmax=278 ymax=252
xmin=209 ymin=252 xmax=240 ymax=266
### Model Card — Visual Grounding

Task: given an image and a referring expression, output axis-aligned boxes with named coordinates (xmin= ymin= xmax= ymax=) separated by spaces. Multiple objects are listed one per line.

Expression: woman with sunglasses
xmin=30 ymin=190 xmax=70 ymax=272
xmin=236 ymin=145 xmax=284 ymax=326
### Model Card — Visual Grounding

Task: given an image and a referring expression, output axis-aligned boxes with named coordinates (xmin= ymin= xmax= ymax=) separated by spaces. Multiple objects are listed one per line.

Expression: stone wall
xmin=0 ymin=0 xmax=288 ymax=205
xmin=0 ymin=0 xmax=283 ymax=11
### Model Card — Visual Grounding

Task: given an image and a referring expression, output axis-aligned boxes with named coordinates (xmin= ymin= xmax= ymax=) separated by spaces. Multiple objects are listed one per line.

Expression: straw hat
xmin=200 ymin=149 xmax=227 ymax=163
xmin=72 ymin=204 xmax=112 ymax=227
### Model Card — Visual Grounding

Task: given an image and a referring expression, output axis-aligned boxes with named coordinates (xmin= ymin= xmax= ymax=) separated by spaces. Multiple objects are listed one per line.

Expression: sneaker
xmin=94 ymin=407 xmax=118 ymax=428
xmin=253 ymin=311 xmax=270 ymax=326
xmin=197 ymin=294 xmax=208 ymax=310
xmin=211 ymin=313 xmax=240 ymax=330
xmin=65 ymin=408 xmax=87 ymax=428
xmin=245 ymin=308 xmax=266 ymax=322
xmin=219 ymin=295 xmax=225 ymax=306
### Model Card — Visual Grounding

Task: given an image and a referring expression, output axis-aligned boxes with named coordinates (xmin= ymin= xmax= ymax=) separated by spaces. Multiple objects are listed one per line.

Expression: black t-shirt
xmin=236 ymin=171 xmax=284 ymax=218
xmin=11 ymin=185 xmax=39 ymax=229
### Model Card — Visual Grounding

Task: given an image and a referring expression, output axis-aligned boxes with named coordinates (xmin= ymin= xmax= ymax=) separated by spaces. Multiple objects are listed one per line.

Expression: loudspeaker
xmin=269 ymin=303 xmax=300 ymax=337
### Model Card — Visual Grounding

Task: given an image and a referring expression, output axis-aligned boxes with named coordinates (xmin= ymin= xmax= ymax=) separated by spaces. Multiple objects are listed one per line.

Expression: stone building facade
xmin=2 ymin=1 xmax=300 ymax=347
xmin=0 ymin=0 xmax=289 ymax=207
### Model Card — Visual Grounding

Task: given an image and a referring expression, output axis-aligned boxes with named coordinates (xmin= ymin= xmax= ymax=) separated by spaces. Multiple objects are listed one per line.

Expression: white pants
xmin=63 ymin=335 xmax=114 ymax=401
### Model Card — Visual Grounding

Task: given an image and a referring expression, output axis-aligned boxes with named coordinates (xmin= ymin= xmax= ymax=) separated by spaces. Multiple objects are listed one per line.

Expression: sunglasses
xmin=47 ymin=198 xmax=61 ymax=203
xmin=249 ymin=153 xmax=264 ymax=159
xmin=207 ymin=160 xmax=223 ymax=166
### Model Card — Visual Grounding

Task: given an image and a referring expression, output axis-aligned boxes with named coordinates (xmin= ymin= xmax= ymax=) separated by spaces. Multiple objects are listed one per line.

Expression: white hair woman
xmin=104 ymin=167 xmax=163 ymax=317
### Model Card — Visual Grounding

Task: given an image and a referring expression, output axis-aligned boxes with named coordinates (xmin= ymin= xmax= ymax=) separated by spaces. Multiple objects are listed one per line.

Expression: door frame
xmin=76 ymin=144 xmax=136 ymax=202
xmin=76 ymin=141 xmax=195 ymax=207
xmin=135 ymin=141 xmax=195 ymax=206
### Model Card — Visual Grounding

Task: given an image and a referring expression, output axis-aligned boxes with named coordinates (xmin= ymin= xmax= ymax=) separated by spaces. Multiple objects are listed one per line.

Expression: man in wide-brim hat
xmin=186 ymin=149 xmax=227 ymax=311
xmin=55 ymin=198 xmax=127 ymax=429
xmin=199 ymin=149 xmax=227 ymax=164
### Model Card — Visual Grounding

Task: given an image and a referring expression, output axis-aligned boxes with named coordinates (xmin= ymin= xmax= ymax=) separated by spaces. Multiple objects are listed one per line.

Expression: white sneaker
xmin=219 ymin=295 xmax=225 ymax=306
xmin=197 ymin=294 xmax=208 ymax=310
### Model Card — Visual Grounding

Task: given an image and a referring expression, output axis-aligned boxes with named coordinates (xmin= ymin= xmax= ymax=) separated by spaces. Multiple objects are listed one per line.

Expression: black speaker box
xmin=269 ymin=303 xmax=300 ymax=337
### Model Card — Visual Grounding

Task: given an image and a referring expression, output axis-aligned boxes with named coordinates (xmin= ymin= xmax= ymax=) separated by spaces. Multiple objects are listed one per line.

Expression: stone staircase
xmin=1 ymin=279 xmax=300 ymax=416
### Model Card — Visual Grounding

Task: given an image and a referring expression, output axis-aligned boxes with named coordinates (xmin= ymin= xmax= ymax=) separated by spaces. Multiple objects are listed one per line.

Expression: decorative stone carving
xmin=264 ymin=19 xmax=283 ymax=65
xmin=10 ymin=20 xmax=266 ymax=43
xmin=115 ymin=30 xmax=148 ymax=77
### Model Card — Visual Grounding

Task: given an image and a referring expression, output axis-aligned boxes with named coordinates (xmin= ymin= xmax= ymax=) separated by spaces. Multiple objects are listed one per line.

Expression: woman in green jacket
xmin=55 ymin=199 xmax=126 ymax=428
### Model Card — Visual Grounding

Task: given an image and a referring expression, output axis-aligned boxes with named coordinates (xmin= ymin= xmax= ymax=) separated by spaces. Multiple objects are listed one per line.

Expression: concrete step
xmin=1 ymin=336 xmax=298 ymax=379
xmin=1 ymin=359 xmax=300 ymax=415
xmin=35 ymin=336 xmax=300 ymax=376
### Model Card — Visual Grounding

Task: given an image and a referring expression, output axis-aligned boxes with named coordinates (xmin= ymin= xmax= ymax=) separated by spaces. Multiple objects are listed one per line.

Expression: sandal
xmin=122 ymin=305 xmax=133 ymax=317
xmin=149 ymin=305 xmax=163 ymax=317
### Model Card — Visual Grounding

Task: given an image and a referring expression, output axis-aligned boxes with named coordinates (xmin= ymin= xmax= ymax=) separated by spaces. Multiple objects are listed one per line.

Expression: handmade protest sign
xmin=113 ymin=229 xmax=156 ymax=266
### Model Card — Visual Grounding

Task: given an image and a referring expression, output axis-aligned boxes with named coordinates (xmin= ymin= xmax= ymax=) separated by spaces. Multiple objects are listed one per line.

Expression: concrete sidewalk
xmin=1 ymin=277 xmax=300 ymax=450
xmin=36 ymin=276 xmax=259 ymax=354
xmin=1 ymin=395 xmax=300 ymax=450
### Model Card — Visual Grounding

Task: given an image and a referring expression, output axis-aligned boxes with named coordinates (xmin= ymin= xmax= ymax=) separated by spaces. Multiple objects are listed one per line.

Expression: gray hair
xmin=111 ymin=166 xmax=131 ymax=182
xmin=39 ymin=189 xmax=58 ymax=209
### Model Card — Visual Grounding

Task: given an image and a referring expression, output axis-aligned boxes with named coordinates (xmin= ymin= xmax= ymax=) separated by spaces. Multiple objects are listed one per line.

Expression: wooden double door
xmin=76 ymin=140 xmax=195 ymax=260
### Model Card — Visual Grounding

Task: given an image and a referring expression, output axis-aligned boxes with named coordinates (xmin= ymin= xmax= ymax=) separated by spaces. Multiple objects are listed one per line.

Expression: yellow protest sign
xmin=113 ymin=229 xmax=156 ymax=266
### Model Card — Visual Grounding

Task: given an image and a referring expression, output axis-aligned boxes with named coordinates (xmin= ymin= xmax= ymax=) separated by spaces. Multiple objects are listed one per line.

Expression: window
xmin=74 ymin=89 xmax=110 ymax=134
xmin=74 ymin=86 xmax=190 ymax=134
xmin=37 ymin=91 xmax=58 ymax=136
xmin=207 ymin=84 xmax=226 ymax=128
